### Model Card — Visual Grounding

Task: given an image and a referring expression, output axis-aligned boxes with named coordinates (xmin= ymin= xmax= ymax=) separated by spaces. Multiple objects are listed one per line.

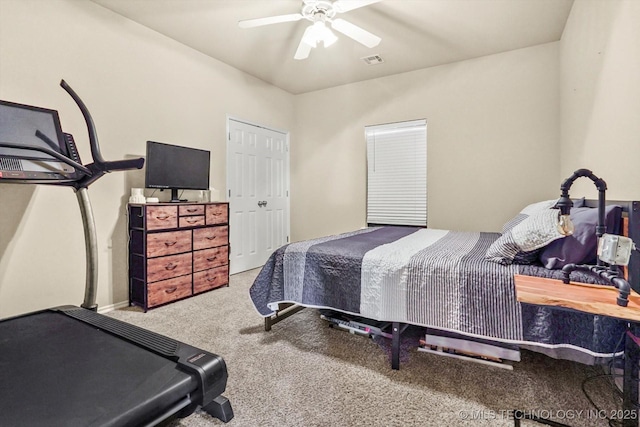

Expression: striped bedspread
xmin=250 ymin=226 xmax=626 ymax=363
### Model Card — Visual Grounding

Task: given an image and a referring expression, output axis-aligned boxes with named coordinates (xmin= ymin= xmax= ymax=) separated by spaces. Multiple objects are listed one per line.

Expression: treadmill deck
xmin=0 ymin=309 xmax=198 ymax=427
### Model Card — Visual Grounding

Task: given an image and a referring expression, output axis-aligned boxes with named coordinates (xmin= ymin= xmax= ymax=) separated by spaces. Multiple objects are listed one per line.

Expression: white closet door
xmin=366 ymin=119 xmax=427 ymax=227
xmin=227 ymin=119 xmax=290 ymax=274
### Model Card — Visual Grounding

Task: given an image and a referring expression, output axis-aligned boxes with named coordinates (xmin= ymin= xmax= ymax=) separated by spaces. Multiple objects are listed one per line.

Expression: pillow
xmin=501 ymin=199 xmax=557 ymax=234
xmin=539 ymin=205 xmax=622 ymax=269
xmin=487 ymin=208 xmax=565 ymax=265
xmin=573 ymin=197 xmax=587 ymax=208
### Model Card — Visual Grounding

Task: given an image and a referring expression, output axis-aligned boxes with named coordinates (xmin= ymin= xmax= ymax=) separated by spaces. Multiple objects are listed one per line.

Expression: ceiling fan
xmin=238 ymin=0 xmax=382 ymax=60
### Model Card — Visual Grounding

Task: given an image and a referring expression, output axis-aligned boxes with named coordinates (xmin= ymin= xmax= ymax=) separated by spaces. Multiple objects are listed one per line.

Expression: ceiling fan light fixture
xmin=301 ymin=36 xmax=317 ymax=48
xmin=303 ymin=21 xmax=338 ymax=48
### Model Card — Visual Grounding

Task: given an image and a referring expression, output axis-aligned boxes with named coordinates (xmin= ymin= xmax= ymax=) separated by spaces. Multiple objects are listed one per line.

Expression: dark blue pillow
xmin=539 ymin=205 xmax=622 ymax=269
xmin=573 ymin=197 xmax=587 ymax=208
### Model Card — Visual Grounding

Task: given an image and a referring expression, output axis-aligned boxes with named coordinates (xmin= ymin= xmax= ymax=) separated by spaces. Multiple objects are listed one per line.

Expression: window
xmin=366 ymin=119 xmax=427 ymax=227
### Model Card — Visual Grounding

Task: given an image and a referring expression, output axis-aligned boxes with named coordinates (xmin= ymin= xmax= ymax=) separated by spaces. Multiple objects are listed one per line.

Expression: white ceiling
xmin=89 ymin=0 xmax=574 ymax=95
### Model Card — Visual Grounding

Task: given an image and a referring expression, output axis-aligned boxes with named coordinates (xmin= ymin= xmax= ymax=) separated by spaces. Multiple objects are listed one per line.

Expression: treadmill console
xmin=0 ymin=100 xmax=79 ymax=183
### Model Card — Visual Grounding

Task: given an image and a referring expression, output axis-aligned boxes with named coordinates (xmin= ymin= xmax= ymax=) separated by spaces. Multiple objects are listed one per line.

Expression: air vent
xmin=361 ymin=54 xmax=384 ymax=65
xmin=0 ymin=157 xmax=22 ymax=171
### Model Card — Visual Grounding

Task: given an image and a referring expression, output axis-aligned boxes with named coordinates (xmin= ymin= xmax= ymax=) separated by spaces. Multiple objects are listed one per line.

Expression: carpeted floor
xmin=106 ymin=268 xmax=622 ymax=427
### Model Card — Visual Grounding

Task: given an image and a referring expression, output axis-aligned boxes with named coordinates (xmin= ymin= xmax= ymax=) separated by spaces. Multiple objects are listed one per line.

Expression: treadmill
xmin=0 ymin=80 xmax=233 ymax=426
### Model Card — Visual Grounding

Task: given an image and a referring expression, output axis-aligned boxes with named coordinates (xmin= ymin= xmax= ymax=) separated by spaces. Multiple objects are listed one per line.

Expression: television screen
xmin=145 ymin=141 xmax=210 ymax=201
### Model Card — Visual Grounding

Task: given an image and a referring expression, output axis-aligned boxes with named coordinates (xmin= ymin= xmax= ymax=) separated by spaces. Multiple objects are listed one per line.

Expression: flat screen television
xmin=0 ymin=100 xmax=77 ymax=183
xmin=145 ymin=140 xmax=210 ymax=202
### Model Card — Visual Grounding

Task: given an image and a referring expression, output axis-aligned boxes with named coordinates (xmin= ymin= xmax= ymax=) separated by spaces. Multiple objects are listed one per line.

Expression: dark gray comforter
xmin=250 ymin=226 xmax=625 ymax=364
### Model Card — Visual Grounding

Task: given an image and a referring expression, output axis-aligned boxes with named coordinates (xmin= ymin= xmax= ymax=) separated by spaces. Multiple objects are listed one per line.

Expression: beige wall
xmin=291 ymin=43 xmax=561 ymax=240
xmin=559 ymin=0 xmax=640 ymax=199
xmin=0 ymin=0 xmax=294 ymax=317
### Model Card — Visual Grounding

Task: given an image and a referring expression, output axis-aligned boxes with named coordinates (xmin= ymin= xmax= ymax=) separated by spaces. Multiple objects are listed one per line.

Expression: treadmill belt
xmin=0 ymin=310 xmax=197 ymax=427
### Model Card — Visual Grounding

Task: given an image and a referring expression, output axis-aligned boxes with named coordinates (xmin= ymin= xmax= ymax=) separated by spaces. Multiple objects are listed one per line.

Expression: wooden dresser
xmin=128 ymin=202 xmax=229 ymax=311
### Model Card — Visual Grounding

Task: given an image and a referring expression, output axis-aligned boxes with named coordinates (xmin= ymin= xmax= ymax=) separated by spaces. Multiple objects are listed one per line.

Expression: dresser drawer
xmin=179 ymin=204 xmax=205 ymax=216
xmin=147 ymin=252 xmax=192 ymax=283
xmin=206 ymin=204 xmax=228 ymax=225
xmin=179 ymin=215 xmax=205 ymax=228
xmin=147 ymin=230 xmax=192 ymax=257
xmin=193 ymin=246 xmax=228 ymax=272
xmin=146 ymin=205 xmax=178 ymax=230
xmin=193 ymin=226 xmax=228 ymax=250
xmin=194 ymin=265 xmax=228 ymax=294
xmin=147 ymin=274 xmax=192 ymax=307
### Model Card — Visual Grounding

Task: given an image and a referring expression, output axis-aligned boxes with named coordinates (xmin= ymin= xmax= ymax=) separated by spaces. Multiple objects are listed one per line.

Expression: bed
xmin=249 ymin=199 xmax=640 ymax=369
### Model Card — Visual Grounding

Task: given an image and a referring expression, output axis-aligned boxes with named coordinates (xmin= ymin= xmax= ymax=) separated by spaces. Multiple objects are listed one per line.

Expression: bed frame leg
xmin=264 ymin=304 xmax=305 ymax=332
xmin=392 ymin=322 xmax=401 ymax=370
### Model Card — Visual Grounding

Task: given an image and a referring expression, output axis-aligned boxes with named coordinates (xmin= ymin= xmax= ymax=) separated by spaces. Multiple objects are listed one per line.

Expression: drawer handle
xmin=186 ymin=208 xmax=199 ymax=213
xmin=164 ymin=241 xmax=177 ymax=247
xmin=165 ymin=262 xmax=177 ymax=271
xmin=206 ymin=235 xmax=217 ymax=240
xmin=165 ymin=287 xmax=178 ymax=294
xmin=186 ymin=218 xmax=200 ymax=224
xmin=207 ymin=256 xmax=217 ymax=262
xmin=206 ymin=276 xmax=216 ymax=282
xmin=155 ymin=214 xmax=170 ymax=220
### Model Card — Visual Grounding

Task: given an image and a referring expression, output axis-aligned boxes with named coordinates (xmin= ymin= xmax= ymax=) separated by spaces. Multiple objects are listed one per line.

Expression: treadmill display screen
xmin=0 ymin=100 xmax=68 ymax=160
xmin=0 ymin=99 xmax=76 ymax=181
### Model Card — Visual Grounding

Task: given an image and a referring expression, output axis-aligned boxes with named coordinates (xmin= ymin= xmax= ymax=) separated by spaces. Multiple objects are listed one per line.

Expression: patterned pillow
xmin=487 ymin=208 xmax=566 ymax=265
xmin=501 ymin=199 xmax=558 ymax=234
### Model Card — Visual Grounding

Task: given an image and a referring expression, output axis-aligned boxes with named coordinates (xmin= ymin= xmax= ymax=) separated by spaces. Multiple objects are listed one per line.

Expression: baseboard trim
xmin=98 ymin=300 xmax=129 ymax=314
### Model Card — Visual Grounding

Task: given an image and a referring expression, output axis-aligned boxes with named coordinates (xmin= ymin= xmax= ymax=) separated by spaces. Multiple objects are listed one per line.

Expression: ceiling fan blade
xmin=238 ymin=13 xmax=303 ymax=29
xmin=294 ymin=26 xmax=315 ymax=60
xmin=333 ymin=0 xmax=382 ymax=14
xmin=330 ymin=18 xmax=381 ymax=48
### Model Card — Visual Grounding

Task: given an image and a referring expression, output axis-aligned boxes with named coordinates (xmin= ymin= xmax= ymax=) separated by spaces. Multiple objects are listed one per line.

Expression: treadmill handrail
xmin=75 ymin=158 xmax=145 ymax=190
xmin=0 ymin=141 xmax=92 ymax=176
xmin=59 ymin=80 xmax=144 ymax=190
xmin=60 ymin=79 xmax=106 ymax=166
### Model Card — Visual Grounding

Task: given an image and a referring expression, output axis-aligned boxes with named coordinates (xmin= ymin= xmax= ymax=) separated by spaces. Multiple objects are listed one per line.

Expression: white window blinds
xmin=366 ymin=119 xmax=427 ymax=227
